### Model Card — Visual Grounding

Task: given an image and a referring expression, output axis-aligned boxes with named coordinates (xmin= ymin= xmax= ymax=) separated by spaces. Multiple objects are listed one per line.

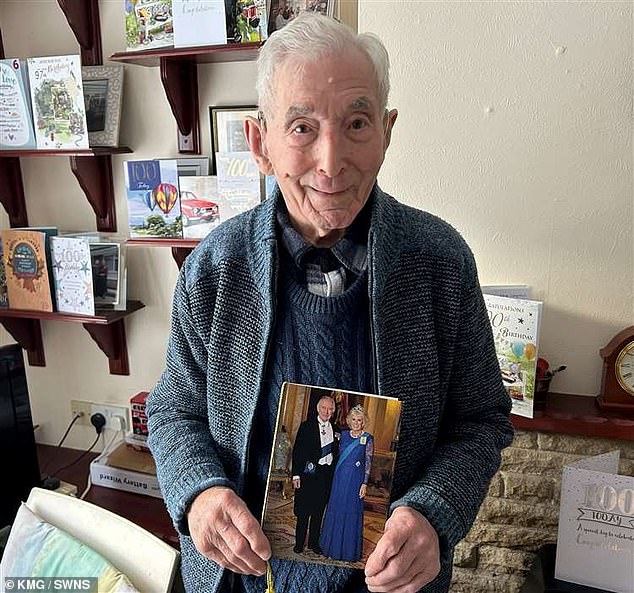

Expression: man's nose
xmin=315 ymin=128 xmax=345 ymax=178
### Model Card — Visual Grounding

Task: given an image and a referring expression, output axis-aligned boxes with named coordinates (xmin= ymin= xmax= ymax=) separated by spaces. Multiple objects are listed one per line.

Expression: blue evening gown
xmin=319 ymin=430 xmax=374 ymax=562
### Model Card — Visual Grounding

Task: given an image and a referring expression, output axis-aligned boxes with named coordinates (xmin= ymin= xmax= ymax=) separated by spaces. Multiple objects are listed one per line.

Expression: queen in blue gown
xmin=319 ymin=405 xmax=374 ymax=562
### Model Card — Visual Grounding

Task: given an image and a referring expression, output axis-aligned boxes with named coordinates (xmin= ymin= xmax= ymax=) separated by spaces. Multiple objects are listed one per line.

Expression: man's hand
xmin=293 ymin=477 xmax=301 ymax=489
xmin=359 ymin=484 xmax=367 ymax=499
xmin=365 ymin=507 xmax=440 ymax=593
xmin=187 ymin=486 xmax=271 ymax=576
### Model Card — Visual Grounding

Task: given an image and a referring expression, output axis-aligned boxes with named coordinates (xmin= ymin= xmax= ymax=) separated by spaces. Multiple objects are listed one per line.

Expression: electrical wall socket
xmin=70 ymin=399 xmax=129 ymax=431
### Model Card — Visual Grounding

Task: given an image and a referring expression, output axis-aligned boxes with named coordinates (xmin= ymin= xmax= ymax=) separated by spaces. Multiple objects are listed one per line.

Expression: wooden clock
xmin=596 ymin=326 xmax=634 ymax=414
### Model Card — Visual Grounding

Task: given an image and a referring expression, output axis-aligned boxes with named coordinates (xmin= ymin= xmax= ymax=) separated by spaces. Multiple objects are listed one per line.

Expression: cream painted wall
xmin=361 ymin=1 xmax=633 ymax=396
xmin=0 ymin=0 xmax=258 ymax=449
xmin=0 ymin=1 xmax=631 ymax=449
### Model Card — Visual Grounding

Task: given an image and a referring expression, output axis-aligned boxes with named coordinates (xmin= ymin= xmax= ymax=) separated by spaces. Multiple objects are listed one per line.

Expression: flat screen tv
xmin=0 ymin=344 xmax=40 ymax=527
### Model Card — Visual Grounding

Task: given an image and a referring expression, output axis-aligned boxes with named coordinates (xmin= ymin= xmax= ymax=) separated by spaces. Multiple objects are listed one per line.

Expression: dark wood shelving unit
xmin=0 ymin=301 xmax=145 ymax=375
xmin=0 ymin=148 xmax=132 ymax=233
xmin=0 ymin=1 xmax=131 ymax=233
xmin=110 ymin=43 xmax=261 ymax=154
xmin=57 ymin=0 xmax=103 ymax=67
xmin=128 ymin=238 xmax=199 ymax=269
xmin=128 ymin=238 xmax=199 ymax=248
xmin=0 ymin=1 xmax=147 ymax=375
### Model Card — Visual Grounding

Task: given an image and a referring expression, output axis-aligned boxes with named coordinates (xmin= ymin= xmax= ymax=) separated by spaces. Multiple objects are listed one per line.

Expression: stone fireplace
xmin=449 ymin=394 xmax=634 ymax=593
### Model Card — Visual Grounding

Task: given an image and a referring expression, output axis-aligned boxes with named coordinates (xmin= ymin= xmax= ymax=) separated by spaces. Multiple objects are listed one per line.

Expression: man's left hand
xmin=365 ymin=506 xmax=440 ymax=593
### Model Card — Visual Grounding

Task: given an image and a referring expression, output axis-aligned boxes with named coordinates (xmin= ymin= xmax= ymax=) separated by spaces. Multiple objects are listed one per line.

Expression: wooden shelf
xmin=0 ymin=301 xmax=144 ymax=324
xmin=128 ymin=238 xmax=198 ymax=268
xmin=511 ymin=392 xmax=634 ymax=441
xmin=110 ymin=43 xmax=261 ymax=67
xmin=111 ymin=43 xmax=261 ymax=153
xmin=128 ymin=238 xmax=199 ymax=248
xmin=0 ymin=301 xmax=145 ymax=375
xmin=0 ymin=147 xmax=132 ymax=157
xmin=0 ymin=151 xmax=129 ymax=232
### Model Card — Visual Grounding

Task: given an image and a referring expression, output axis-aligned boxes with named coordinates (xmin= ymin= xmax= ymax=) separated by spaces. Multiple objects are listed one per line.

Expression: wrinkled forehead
xmin=269 ymin=51 xmax=380 ymax=118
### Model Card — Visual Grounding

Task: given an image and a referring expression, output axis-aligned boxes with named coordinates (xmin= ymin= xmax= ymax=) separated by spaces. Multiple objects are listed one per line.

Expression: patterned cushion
xmin=0 ymin=503 xmax=138 ymax=592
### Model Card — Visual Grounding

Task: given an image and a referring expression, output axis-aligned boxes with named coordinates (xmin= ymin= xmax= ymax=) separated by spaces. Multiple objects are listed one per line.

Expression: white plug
xmin=109 ymin=415 xmax=126 ymax=433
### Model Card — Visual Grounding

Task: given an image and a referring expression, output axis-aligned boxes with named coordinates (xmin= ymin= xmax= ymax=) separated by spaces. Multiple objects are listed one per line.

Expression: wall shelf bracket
xmin=0 ymin=158 xmax=28 ymax=227
xmin=0 ymin=318 xmax=45 ymax=366
xmin=160 ymin=57 xmax=200 ymax=154
xmin=83 ymin=320 xmax=130 ymax=375
xmin=70 ymin=155 xmax=117 ymax=232
xmin=171 ymin=246 xmax=194 ymax=269
xmin=57 ymin=0 xmax=103 ymax=66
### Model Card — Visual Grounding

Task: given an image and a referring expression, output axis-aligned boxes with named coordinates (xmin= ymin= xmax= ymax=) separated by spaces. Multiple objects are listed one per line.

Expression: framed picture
xmin=209 ymin=106 xmax=257 ymax=173
xmin=81 ymin=65 xmax=124 ymax=147
xmin=176 ymin=157 xmax=210 ymax=177
xmin=268 ymin=0 xmax=335 ymax=35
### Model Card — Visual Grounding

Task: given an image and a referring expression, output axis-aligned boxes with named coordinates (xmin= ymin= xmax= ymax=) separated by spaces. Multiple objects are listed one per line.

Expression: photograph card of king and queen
xmin=262 ymin=382 xmax=402 ymax=568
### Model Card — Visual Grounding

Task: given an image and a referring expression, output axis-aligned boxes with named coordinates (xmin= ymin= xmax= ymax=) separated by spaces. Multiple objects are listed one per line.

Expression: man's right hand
xmin=187 ymin=486 xmax=271 ymax=576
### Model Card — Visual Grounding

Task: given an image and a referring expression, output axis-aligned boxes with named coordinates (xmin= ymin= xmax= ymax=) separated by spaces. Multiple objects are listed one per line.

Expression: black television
xmin=0 ymin=344 xmax=40 ymax=527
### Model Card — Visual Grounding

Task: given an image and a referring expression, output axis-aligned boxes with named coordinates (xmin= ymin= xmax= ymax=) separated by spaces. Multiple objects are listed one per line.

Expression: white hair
xmin=256 ymin=12 xmax=390 ymax=119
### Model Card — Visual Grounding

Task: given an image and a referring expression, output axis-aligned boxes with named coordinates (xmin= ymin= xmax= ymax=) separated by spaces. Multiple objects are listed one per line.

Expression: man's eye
xmin=292 ymin=123 xmax=311 ymax=134
xmin=350 ymin=118 xmax=369 ymax=130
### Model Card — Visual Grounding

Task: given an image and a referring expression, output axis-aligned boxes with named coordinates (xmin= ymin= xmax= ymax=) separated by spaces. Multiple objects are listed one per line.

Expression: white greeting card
xmin=555 ymin=451 xmax=634 ymax=593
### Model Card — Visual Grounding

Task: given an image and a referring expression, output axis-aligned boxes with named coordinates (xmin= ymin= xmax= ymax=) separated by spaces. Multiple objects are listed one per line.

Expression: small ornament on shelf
xmin=534 ymin=357 xmax=566 ymax=408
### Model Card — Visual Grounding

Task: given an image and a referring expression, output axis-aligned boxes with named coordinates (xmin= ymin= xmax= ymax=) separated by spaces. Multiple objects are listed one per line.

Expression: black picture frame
xmin=209 ymin=105 xmax=258 ymax=174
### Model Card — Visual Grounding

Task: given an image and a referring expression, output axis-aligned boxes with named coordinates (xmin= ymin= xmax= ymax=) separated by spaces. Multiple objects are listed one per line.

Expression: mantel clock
xmin=596 ymin=326 xmax=634 ymax=414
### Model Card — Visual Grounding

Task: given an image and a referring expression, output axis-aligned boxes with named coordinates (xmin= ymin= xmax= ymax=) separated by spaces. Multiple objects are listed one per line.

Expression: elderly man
xmin=147 ymin=12 xmax=513 ymax=593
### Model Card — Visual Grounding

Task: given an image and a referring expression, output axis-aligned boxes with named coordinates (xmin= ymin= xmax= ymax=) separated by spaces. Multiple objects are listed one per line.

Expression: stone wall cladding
xmin=449 ymin=430 xmax=634 ymax=592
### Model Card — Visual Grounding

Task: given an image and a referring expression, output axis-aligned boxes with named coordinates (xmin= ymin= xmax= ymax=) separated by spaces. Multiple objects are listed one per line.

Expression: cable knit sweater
xmin=147 ymin=185 xmax=514 ymax=593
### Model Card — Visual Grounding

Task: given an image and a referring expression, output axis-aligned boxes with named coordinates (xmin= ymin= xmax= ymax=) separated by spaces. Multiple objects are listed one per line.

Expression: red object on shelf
xmin=131 ymin=391 xmax=149 ymax=437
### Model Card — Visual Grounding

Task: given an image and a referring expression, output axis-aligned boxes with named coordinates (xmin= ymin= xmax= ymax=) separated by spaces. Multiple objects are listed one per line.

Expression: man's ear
xmin=383 ymin=109 xmax=398 ymax=151
xmin=245 ymin=115 xmax=274 ymax=176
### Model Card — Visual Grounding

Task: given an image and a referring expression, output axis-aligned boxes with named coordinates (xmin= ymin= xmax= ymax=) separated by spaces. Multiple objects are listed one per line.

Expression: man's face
xmin=251 ymin=49 xmax=397 ymax=246
xmin=317 ymin=398 xmax=335 ymax=422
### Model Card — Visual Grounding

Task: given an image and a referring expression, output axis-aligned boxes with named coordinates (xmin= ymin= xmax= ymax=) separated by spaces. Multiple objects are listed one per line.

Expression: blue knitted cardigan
xmin=147 ymin=185 xmax=514 ymax=593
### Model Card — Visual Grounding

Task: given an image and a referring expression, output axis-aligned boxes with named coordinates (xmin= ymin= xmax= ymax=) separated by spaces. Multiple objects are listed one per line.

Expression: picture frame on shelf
xmin=209 ymin=106 xmax=257 ymax=173
xmin=176 ymin=157 xmax=210 ymax=177
xmin=268 ymin=0 xmax=335 ymax=35
xmin=81 ymin=65 xmax=124 ymax=147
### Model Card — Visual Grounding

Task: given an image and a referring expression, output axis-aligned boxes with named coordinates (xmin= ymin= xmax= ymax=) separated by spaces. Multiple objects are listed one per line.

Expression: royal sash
xmin=335 ymin=432 xmax=368 ymax=470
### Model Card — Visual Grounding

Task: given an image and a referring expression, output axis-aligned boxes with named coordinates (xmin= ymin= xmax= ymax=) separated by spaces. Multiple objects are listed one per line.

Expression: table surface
xmin=37 ymin=444 xmax=179 ymax=548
